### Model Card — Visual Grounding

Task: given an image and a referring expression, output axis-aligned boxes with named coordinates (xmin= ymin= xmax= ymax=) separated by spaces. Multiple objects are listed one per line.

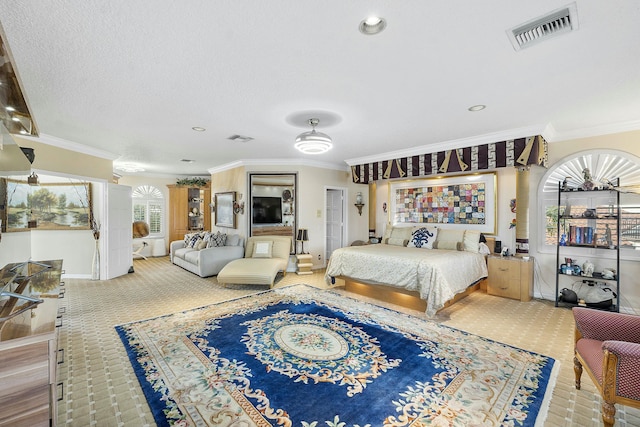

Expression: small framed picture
xmin=215 ymin=191 xmax=236 ymax=228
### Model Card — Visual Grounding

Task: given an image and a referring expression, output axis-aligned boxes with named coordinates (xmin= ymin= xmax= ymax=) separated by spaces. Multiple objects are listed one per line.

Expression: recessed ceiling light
xmin=181 ymin=159 xmax=195 ymax=163
xmin=5 ymin=106 xmax=15 ymax=112
xmin=192 ymin=126 xmax=206 ymax=132
xmin=468 ymin=104 xmax=486 ymax=112
xmin=359 ymin=16 xmax=386 ymax=35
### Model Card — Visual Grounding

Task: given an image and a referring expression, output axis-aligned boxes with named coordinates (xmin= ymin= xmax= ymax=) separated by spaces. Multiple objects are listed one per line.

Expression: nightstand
xmin=296 ymin=254 xmax=313 ymax=275
xmin=487 ymin=255 xmax=534 ymax=302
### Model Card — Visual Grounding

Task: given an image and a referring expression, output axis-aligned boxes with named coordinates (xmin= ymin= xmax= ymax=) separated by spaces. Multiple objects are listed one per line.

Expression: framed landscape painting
xmin=3 ymin=180 xmax=91 ymax=231
xmin=390 ymin=172 xmax=496 ymax=233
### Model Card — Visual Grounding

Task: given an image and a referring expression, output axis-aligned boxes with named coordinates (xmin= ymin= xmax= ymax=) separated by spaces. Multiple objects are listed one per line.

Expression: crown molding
xmin=542 ymin=119 xmax=640 ymax=143
xmin=20 ymin=133 xmax=119 ymax=160
xmin=208 ymin=158 xmax=349 ymax=175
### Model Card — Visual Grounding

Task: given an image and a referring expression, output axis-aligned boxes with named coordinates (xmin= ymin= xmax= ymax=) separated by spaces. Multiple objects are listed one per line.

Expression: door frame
xmin=324 ymin=186 xmax=347 ymax=268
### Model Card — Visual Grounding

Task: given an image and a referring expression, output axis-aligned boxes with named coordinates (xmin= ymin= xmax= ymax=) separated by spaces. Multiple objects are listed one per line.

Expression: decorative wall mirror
xmin=248 ymin=173 xmax=297 ymax=252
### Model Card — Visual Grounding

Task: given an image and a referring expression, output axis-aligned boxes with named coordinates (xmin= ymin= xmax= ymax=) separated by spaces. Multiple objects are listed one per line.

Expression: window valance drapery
xmin=349 ymin=135 xmax=548 ymax=184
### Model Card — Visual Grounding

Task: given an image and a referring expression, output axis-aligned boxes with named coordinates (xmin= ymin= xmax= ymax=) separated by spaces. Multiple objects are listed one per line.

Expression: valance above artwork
xmin=350 ymin=135 xmax=547 ymax=184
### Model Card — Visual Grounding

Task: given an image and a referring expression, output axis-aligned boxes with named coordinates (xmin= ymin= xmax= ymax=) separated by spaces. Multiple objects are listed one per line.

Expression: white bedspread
xmin=324 ymin=244 xmax=488 ymax=317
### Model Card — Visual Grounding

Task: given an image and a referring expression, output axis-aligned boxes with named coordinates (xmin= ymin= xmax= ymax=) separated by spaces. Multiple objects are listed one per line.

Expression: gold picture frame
xmin=2 ymin=179 xmax=92 ymax=231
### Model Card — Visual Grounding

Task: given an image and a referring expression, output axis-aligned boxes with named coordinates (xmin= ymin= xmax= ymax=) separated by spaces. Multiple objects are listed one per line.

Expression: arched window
xmin=132 ymin=185 xmax=164 ymax=237
xmin=539 ymin=149 xmax=640 ymax=259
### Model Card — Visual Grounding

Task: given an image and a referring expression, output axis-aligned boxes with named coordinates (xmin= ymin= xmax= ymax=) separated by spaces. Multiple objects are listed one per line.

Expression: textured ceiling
xmin=1 ymin=1 xmax=639 ymax=177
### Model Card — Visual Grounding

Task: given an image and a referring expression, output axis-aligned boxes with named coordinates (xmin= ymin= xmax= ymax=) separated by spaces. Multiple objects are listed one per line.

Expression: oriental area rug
xmin=115 ymin=285 xmax=557 ymax=427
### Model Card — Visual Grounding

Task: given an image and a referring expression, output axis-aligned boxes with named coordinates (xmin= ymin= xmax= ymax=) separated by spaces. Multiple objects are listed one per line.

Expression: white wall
xmin=0 ymin=232 xmax=31 ymax=265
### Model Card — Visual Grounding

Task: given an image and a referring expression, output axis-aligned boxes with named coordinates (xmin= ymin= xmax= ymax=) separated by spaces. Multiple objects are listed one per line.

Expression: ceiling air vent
xmin=227 ymin=134 xmax=254 ymax=143
xmin=507 ymin=3 xmax=578 ymax=51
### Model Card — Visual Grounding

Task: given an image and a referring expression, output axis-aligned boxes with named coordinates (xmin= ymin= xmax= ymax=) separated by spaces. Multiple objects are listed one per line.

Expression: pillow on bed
xmin=463 ymin=230 xmax=481 ymax=253
xmin=252 ymin=241 xmax=273 ymax=258
xmin=407 ymin=226 xmax=438 ymax=249
xmin=433 ymin=228 xmax=464 ymax=250
xmin=383 ymin=225 xmax=413 ymax=244
xmin=387 ymin=237 xmax=408 ymax=246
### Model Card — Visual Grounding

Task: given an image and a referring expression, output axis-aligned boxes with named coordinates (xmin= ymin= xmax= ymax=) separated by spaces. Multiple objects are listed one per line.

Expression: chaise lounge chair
xmin=217 ymin=235 xmax=292 ymax=288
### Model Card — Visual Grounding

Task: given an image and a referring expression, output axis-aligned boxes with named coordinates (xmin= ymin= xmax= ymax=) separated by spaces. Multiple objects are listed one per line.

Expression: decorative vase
xmin=91 ymin=240 xmax=100 ymax=280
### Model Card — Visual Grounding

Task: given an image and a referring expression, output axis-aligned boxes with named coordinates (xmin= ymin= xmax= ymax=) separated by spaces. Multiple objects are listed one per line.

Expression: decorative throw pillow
xmin=225 ymin=234 xmax=240 ymax=247
xmin=208 ymin=231 xmax=227 ymax=248
xmin=463 ymin=230 xmax=481 ymax=253
xmin=386 ymin=237 xmax=408 ymax=247
xmin=252 ymin=241 xmax=273 ymax=258
xmin=196 ymin=239 xmax=208 ymax=250
xmin=201 ymin=231 xmax=214 ymax=244
xmin=408 ymin=226 xmax=437 ymax=249
xmin=382 ymin=223 xmax=394 ymax=242
xmin=186 ymin=234 xmax=201 ymax=248
xmin=434 ymin=228 xmax=464 ymax=250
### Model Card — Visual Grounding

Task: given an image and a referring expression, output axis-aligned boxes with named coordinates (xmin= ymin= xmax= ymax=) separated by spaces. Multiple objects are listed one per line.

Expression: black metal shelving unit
xmin=554 ymin=179 xmax=621 ymax=312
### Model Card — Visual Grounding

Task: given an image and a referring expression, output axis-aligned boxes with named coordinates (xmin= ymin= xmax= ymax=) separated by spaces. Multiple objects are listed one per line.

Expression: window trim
xmin=538 ymin=149 xmax=640 ymax=261
xmin=132 ymin=185 xmax=164 ymax=238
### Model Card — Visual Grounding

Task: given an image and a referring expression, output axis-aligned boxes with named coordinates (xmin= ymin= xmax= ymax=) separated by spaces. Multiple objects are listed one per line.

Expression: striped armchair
xmin=573 ymin=307 xmax=640 ymax=427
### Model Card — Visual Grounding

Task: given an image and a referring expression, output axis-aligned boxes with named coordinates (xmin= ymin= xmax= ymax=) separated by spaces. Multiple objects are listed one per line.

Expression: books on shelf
xmin=569 ymin=225 xmax=595 ymax=245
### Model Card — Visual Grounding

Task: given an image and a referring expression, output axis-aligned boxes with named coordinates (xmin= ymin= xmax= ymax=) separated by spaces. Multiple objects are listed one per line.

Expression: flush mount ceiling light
xmin=116 ymin=163 xmax=145 ymax=173
xmin=468 ymin=104 xmax=486 ymax=112
xmin=180 ymin=159 xmax=195 ymax=163
xmin=359 ymin=16 xmax=386 ymax=35
xmin=295 ymin=118 xmax=333 ymax=154
xmin=192 ymin=126 xmax=206 ymax=132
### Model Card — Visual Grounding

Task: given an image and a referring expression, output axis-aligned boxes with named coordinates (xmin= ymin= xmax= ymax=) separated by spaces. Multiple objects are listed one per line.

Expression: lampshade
xmin=294 ymin=118 xmax=332 ymax=154
xmin=296 ymin=228 xmax=309 ymax=241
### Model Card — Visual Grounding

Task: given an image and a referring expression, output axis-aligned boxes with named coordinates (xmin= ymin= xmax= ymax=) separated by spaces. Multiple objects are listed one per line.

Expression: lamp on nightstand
xmin=296 ymin=228 xmax=309 ymax=254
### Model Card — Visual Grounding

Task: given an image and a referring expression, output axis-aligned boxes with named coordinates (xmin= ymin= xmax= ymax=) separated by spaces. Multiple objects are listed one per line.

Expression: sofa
xmin=217 ymin=235 xmax=292 ymax=287
xmin=170 ymin=231 xmax=245 ymax=278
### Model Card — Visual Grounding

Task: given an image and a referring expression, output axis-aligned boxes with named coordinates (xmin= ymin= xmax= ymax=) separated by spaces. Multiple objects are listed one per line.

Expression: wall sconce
xmin=354 ymin=192 xmax=365 ymax=216
xmin=27 ymin=172 xmax=39 ymax=186
xmin=233 ymin=193 xmax=244 ymax=214
xmin=296 ymin=228 xmax=309 ymax=254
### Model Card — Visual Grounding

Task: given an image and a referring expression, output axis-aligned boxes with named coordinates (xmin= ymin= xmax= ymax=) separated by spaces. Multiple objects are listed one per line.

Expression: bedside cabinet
xmin=296 ymin=254 xmax=313 ymax=275
xmin=487 ymin=255 xmax=533 ymax=302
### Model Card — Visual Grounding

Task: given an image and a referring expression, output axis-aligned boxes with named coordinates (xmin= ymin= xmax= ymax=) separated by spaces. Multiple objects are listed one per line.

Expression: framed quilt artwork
xmin=390 ymin=172 xmax=496 ymax=233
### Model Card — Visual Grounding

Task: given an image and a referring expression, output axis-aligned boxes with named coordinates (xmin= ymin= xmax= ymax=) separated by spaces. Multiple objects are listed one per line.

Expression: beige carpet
xmin=56 ymin=257 xmax=640 ymax=426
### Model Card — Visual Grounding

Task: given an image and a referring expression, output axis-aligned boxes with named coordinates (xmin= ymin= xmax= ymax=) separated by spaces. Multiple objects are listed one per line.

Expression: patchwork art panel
xmin=394 ymin=182 xmax=486 ymax=224
xmin=390 ymin=173 xmax=496 ymax=233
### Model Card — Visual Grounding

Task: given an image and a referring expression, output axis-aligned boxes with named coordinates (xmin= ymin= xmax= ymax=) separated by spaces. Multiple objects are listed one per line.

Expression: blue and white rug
xmin=116 ymin=285 xmax=557 ymax=426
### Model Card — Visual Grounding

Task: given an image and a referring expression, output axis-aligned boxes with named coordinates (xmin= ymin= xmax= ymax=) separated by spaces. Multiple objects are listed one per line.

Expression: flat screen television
xmin=252 ymin=196 xmax=282 ymax=224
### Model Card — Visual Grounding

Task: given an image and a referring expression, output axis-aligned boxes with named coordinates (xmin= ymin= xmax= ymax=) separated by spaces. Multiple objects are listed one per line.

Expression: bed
xmin=324 ymin=226 xmax=491 ymax=317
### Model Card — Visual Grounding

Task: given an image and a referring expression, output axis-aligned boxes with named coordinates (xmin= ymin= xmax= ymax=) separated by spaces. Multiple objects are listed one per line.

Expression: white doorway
xmin=325 ymin=187 xmax=346 ymax=266
xmin=104 ymin=183 xmax=133 ymax=279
